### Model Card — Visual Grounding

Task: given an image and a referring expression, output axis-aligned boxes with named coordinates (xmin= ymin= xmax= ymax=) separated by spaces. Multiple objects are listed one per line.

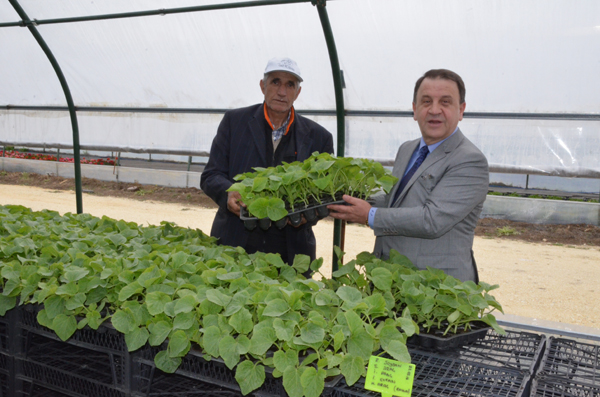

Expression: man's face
xmin=412 ymin=77 xmax=466 ymax=145
xmin=260 ymin=71 xmax=301 ymax=117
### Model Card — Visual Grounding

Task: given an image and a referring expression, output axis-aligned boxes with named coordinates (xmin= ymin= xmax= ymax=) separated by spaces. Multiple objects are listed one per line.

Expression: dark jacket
xmin=200 ymin=103 xmax=334 ymax=261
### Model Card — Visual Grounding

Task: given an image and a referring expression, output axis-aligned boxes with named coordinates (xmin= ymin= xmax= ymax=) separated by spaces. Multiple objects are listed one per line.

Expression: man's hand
xmin=227 ymin=191 xmax=245 ymax=217
xmin=327 ymin=195 xmax=372 ymax=225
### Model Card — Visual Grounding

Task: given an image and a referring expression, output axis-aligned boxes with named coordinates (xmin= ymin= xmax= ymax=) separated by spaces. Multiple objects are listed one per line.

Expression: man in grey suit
xmin=328 ymin=69 xmax=488 ymax=282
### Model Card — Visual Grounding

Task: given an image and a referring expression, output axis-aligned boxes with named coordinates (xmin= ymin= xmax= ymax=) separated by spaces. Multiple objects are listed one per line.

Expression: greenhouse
xmin=1 ymin=1 xmax=599 ymax=396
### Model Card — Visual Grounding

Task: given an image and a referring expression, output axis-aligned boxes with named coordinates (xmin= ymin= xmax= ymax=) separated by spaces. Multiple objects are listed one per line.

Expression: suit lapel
xmin=249 ymin=105 xmax=268 ymax=165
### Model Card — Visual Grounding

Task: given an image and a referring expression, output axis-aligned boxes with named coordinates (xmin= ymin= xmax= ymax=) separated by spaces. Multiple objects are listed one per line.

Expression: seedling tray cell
xmin=537 ymin=337 xmax=600 ymax=388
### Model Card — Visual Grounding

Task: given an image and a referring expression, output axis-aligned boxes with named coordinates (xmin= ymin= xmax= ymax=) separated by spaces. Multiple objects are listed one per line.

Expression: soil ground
xmin=2 ymin=171 xmax=600 ymax=331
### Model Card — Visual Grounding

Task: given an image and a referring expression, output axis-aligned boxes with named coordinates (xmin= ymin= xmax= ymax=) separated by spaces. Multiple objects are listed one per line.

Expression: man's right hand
xmin=227 ymin=191 xmax=245 ymax=217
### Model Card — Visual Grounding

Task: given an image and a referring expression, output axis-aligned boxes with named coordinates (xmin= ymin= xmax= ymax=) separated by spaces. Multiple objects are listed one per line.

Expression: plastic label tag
xmin=364 ymin=356 xmax=415 ymax=397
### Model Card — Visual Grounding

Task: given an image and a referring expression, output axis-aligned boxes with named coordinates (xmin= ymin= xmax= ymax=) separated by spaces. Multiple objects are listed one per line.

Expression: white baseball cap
xmin=264 ymin=57 xmax=303 ymax=82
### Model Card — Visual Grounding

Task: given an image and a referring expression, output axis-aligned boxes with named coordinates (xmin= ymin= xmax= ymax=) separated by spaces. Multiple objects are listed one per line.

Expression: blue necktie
xmin=393 ymin=145 xmax=429 ymax=203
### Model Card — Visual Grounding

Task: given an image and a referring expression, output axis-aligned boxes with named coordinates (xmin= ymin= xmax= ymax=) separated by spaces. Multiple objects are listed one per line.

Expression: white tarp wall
xmin=1 ymin=1 xmax=599 ymax=190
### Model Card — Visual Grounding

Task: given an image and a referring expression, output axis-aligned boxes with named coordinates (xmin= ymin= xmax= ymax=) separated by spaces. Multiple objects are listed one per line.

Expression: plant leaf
xmin=282 ymin=366 xmax=304 ymax=397
xmin=340 ymin=355 xmax=365 ymax=386
xmin=154 ymin=350 xmax=181 ymax=373
xmin=229 ymin=307 xmax=253 ymax=335
xmin=52 ymin=314 xmax=77 ymax=341
xmin=125 ymin=327 xmax=149 ymax=352
xmin=235 ymin=360 xmax=265 ymax=396
xmin=167 ymin=329 xmax=191 ymax=358
xmin=301 ymin=366 xmax=326 ymax=397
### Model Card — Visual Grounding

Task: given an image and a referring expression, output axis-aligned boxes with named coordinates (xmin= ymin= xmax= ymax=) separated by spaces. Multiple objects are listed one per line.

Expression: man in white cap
xmin=201 ymin=57 xmax=333 ymax=264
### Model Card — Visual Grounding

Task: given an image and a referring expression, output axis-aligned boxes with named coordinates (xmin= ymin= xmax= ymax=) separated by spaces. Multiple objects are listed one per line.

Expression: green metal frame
xmin=5 ymin=0 xmax=346 ymax=269
xmin=9 ymin=0 xmax=83 ymax=214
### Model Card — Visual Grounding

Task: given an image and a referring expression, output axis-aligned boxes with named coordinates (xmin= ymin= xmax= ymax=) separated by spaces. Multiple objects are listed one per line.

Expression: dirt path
xmin=2 ymin=185 xmax=599 ymax=331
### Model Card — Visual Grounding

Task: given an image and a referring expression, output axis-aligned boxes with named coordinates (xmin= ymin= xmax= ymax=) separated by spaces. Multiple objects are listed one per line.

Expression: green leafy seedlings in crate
xmin=228 ymin=152 xmax=398 ymax=220
xmin=0 ymin=204 xmax=504 ymax=397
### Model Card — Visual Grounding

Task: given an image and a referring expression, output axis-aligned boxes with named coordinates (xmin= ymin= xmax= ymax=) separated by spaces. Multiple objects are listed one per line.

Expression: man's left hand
xmin=327 ymin=195 xmax=372 ymax=225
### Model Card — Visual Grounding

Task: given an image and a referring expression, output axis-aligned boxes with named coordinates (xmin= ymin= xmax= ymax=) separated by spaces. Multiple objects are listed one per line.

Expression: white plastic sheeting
xmin=1 ymin=0 xmax=599 ymax=176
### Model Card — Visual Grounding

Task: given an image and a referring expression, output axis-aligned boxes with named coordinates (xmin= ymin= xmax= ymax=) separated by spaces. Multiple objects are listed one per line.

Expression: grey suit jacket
xmin=372 ymin=129 xmax=489 ymax=282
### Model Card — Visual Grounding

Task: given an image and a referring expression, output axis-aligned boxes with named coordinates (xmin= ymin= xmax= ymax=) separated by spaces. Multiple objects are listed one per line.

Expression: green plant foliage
xmin=0 ymin=204 xmax=504 ymax=397
xmin=496 ymin=226 xmax=520 ymax=236
xmin=228 ymin=152 xmax=399 ymax=219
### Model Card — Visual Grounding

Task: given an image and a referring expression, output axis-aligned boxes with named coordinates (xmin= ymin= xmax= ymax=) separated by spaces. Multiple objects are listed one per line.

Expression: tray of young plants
xmin=0 ymin=204 xmax=505 ymax=397
xmin=229 ymin=152 xmax=398 ymax=231
xmin=407 ymin=320 xmax=492 ymax=351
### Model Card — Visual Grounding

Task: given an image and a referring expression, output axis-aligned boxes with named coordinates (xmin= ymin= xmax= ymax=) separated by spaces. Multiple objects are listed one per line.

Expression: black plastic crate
xmin=332 ymin=349 xmax=530 ymax=397
xmin=135 ymin=346 xmax=285 ymax=397
xmin=135 ymin=345 xmax=341 ymax=397
xmin=15 ymin=355 xmax=129 ymax=397
xmin=133 ymin=371 xmax=244 ymax=396
xmin=0 ymin=307 xmax=19 ymax=354
xmin=532 ymin=377 xmax=600 ymax=397
xmin=19 ymin=305 xmax=128 ymax=354
xmin=16 ymin=381 xmax=83 ymax=397
xmin=538 ymin=337 xmax=599 ymax=386
xmin=14 ymin=331 xmax=130 ymax=396
xmin=532 ymin=336 xmax=600 ymax=396
xmin=412 ymin=329 xmax=547 ymax=374
xmin=0 ymin=360 xmax=8 ymax=397
xmin=17 ymin=305 xmax=132 ymax=388
xmin=0 ymin=312 xmax=8 ymax=353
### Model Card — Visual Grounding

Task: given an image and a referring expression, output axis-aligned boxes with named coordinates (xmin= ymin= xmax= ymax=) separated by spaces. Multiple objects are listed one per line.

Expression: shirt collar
xmin=263 ymin=103 xmax=295 ymax=135
xmin=419 ymin=126 xmax=459 ymax=153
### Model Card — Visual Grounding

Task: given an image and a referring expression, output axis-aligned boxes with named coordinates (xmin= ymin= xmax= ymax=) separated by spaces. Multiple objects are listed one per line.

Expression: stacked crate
xmin=532 ymin=337 xmax=600 ymax=397
xmin=331 ymin=330 xmax=547 ymax=397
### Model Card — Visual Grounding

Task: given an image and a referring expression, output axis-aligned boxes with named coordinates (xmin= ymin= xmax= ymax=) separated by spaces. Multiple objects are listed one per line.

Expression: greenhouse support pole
xmin=314 ymin=0 xmax=345 ymax=271
xmin=9 ymin=0 xmax=83 ymax=214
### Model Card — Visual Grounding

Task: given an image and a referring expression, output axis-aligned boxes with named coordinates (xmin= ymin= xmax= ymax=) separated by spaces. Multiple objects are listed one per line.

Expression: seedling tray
xmin=241 ymin=196 xmax=376 ymax=231
xmin=407 ymin=321 xmax=491 ymax=351
xmin=240 ymin=199 xmax=343 ymax=231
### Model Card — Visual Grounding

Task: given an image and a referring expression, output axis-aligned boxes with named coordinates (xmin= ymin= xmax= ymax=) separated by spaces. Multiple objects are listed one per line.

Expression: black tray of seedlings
xmin=531 ymin=336 xmax=600 ymax=397
xmin=407 ymin=321 xmax=492 ymax=351
xmin=241 ymin=194 xmax=375 ymax=231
